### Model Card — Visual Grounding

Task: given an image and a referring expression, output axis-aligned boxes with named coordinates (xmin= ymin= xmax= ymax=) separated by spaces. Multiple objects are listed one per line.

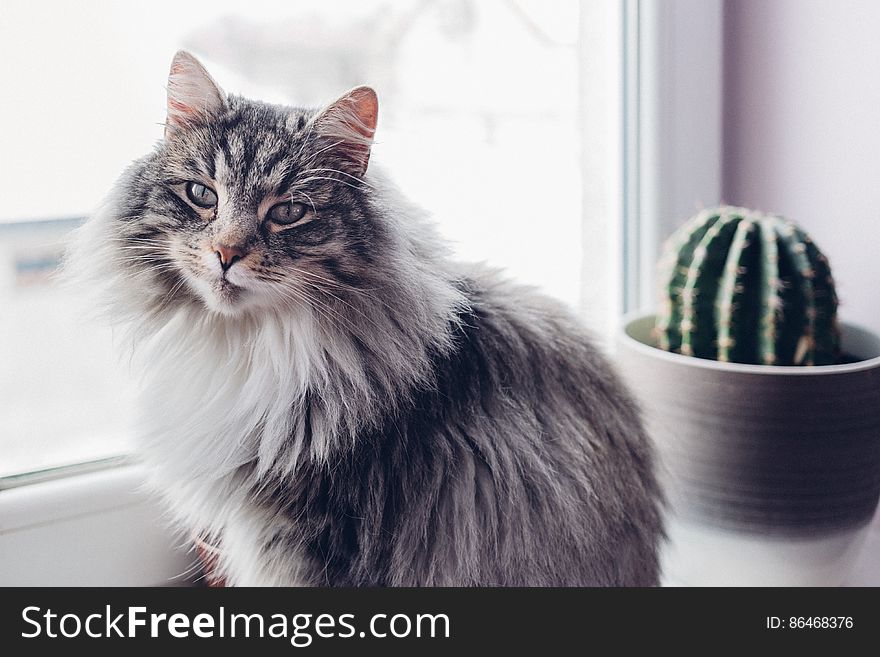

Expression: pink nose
xmin=216 ymin=244 xmax=247 ymax=271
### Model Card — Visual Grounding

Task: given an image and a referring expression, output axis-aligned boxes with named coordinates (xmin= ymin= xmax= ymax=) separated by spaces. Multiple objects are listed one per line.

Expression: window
xmin=4 ymin=0 xmax=744 ymax=588
xmin=2 ymin=0 xmax=617 ymax=480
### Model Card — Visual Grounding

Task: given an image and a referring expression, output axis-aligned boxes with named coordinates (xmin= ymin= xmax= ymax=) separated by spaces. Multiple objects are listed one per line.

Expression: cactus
xmin=655 ymin=206 xmax=840 ymax=365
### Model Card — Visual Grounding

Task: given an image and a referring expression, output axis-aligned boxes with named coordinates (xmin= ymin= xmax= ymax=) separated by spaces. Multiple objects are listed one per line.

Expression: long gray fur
xmin=66 ymin=52 xmax=663 ymax=586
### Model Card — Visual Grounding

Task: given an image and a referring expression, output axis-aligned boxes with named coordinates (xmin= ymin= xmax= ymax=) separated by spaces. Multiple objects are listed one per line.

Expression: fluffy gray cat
xmin=68 ymin=51 xmax=663 ymax=586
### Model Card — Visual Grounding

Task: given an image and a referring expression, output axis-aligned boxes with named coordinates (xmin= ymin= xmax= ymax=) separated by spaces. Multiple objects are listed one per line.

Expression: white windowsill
xmin=1 ymin=459 xmax=877 ymax=586
xmin=0 ymin=463 xmax=194 ymax=586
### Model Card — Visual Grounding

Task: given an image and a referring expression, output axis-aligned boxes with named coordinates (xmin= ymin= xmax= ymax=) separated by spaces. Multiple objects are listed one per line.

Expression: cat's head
xmin=103 ymin=51 xmax=381 ymax=318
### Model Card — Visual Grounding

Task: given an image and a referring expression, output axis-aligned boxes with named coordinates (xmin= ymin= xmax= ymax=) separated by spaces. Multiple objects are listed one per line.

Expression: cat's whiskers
xmin=274 ymin=287 xmax=354 ymax=340
xmin=272 ymin=280 xmax=367 ymax=340
xmin=122 ymin=254 xmax=177 ymax=266
xmin=289 ymin=269 xmax=402 ymax=325
xmin=293 ymin=120 xmax=318 ymax=163
xmin=277 ymin=285 xmax=351 ymax=334
xmin=290 ymin=277 xmax=395 ymax=343
xmin=112 ymin=240 xmax=173 ymax=250
xmin=296 ymin=190 xmax=319 ymax=218
xmin=295 ymin=176 xmax=366 ymax=192
xmin=288 ymin=266 xmax=380 ymax=294
xmin=254 ymin=261 xmax=380 ymax=296
xmin=111 ymin=262 xmax=180 ymax=282
xmin=152 ymin=274 xmax=190 ymax=315
xmin=267 ymin=267 xmax=400 ymax=336
xmin=306 ymin=139 xmax=345 ymax=161
xmin=297 ymin=167 xmax=375 ymax=190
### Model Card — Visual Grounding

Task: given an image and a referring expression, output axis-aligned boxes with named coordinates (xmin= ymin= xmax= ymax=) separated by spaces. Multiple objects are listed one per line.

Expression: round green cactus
xmin=655 ymin=206 xmax=840 ymax=365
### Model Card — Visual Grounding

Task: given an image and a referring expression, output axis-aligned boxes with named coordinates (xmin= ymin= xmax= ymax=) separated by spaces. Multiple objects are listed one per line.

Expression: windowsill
xmin=1 ymin=459 xmax=877 ymax=586
xmin=847 ymin=508 xmax=880 ymax=586
xmin=0 ymin=463 xmax=194 ymax=586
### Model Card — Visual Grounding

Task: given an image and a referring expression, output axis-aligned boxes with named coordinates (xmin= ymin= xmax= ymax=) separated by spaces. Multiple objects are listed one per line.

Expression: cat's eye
xmin=185 ymin=182 xmax=218 ymax=209
xmin=268 ymin=201 xmax=308 ymax=225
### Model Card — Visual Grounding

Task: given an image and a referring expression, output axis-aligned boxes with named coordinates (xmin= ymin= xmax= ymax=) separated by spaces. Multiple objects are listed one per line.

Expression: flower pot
xmin=617 ymin=313 xmax=880 ymax=586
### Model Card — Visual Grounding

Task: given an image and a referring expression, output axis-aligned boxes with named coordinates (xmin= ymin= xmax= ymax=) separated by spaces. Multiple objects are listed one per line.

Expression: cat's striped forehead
xmin=164 ymin=97 xmax=318 ymax=202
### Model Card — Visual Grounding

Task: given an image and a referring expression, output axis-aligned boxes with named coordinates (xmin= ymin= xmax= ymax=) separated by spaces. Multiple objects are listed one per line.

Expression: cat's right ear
xmin=165 ymin=51 xmax=226 ymax=139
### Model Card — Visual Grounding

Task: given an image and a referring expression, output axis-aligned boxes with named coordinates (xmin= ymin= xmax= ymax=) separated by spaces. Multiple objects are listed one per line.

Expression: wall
xmin=723 ymin=0 xmax=880 ymax=334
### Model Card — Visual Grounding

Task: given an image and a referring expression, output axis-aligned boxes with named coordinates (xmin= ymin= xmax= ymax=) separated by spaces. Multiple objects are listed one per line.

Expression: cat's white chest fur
xmin=134 ymin=306 xmax=320 ymax=535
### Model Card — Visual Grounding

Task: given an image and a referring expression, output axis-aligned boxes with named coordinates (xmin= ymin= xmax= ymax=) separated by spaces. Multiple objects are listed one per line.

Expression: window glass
xmin=0 ymin=0 xmax=593 ymax=477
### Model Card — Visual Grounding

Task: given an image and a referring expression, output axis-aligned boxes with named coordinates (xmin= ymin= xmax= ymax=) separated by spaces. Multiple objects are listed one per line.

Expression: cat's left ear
xmin=309 ymin=86 xmax=378 ymax=176
xmin=165 ymin=51 xmax=226 ymax=139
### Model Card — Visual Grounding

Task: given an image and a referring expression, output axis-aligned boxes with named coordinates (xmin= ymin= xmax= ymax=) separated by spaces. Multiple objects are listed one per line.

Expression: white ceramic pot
xmin=617 ymin=313 xmax=880 ymax=586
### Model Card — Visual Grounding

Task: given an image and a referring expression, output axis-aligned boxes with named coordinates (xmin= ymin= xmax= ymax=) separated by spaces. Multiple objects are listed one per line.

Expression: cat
xmin=67 ymin=51 xmax=663 ymax=586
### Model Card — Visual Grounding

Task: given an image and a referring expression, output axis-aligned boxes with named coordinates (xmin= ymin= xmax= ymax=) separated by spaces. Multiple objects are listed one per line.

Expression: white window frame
xmin=0 ymin=0 xmax=727 ymax=586
xmin=624 ymin=0 xmax=723 ymax=312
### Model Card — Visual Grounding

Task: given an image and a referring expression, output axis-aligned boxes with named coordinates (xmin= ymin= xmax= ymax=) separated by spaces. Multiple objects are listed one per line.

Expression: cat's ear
xmin=309 ymin=86 xmax=378 ymax=176
xmin=165 ymin=51 xmax=226 ymax=138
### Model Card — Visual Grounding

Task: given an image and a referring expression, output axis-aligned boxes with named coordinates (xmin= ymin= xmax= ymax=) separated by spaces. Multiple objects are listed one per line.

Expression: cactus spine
xmin=655 ymin=207 xmax=839 ymax=366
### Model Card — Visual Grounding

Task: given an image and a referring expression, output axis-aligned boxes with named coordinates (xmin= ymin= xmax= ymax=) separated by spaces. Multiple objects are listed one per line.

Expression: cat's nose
xmin=215 ymin=244 xmax=247 ymax=271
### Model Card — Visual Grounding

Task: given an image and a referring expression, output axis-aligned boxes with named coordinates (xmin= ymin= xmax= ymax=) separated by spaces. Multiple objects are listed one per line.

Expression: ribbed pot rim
xmin=620 ymin=312 xmax=880 ymax=376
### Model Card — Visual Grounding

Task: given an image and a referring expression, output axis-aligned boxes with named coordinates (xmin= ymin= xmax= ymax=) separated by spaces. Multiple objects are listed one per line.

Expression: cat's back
xmin=454 ymin=262 xmax=644 ymax=433
xmin=405 ymin=263 xmax=664 ymax=585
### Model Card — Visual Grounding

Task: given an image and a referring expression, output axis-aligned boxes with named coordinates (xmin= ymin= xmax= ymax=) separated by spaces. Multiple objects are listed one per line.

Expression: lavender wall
xmin=723 ymin=0 xmax=880 ymax=333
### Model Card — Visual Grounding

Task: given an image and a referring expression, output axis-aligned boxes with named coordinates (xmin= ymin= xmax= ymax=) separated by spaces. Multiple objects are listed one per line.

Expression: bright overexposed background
xmin=0 ymin=0 xmax=613 ymax=478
